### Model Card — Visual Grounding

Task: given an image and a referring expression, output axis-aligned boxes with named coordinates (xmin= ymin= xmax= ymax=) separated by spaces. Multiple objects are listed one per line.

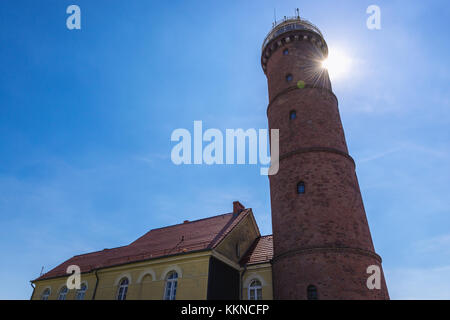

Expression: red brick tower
xmin=262 ymin=16 xmax=389 ymax=299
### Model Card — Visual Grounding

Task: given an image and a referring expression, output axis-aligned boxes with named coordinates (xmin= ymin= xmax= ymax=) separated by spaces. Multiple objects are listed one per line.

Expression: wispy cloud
xmin=357 ymin=147 xmax=402 ymax=164
xmin=414 ymin=234 xmax=450 ymax=256
xmin=133 ymin=153 xmax=170 ymax=166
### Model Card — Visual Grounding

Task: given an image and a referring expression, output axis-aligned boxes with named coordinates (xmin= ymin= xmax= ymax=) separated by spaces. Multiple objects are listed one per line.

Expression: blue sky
xmin=0 ymin=0 xmax=449 ymax=299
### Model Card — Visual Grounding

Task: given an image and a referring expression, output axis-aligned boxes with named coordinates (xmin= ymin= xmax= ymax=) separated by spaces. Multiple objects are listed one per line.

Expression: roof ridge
xmin=72 ymin=245 xmax=128 ymax=258
xmin=141 ymin=212 xmax=233 ymax=233
xmin=128 ymin=212 xmax=234 ymax=246
xmin=32 ymin=208 xmax=252 ymax=282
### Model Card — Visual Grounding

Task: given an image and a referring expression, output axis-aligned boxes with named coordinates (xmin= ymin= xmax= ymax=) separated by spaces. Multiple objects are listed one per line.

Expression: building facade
xmin=31 ymin=202 xmax=273 ymax=300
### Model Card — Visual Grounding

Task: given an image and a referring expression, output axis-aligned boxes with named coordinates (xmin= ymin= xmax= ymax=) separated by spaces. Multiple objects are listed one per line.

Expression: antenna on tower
xmin=273 ymin=8 xmax=277 ymax=26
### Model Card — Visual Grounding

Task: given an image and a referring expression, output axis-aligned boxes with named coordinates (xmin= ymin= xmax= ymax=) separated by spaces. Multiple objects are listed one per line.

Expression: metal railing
xmin=262 ymin=16 xmax=323 ymax=52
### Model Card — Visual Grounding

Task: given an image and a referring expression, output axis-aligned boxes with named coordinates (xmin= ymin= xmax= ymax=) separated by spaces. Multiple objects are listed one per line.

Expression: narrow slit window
xmin=290 ymin=110 xmax=297 ymax=120
xmin=297 ymin=181 xmax=305 ymax=194
xmin=307 ymin=285 xmax=318 ymax=300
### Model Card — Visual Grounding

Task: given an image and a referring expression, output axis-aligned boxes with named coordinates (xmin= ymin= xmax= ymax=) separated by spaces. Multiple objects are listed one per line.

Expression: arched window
xmin=297 ymin=181 xmax=305 ymax=194
xmin=76 ymin=283 xmax=87 ymax=300
xmin=283 ymin=48 xmax=289 ymax=55
xmin=286 ymin=74 xmax=293 ymax=82
xmin=289 ymin=110 xmax=297 ymax=120
xmin=117 ymin=278 xmax=129 ymax=300
xmin=58 ymin=286 xmax=68 ymax=300
xmin=307 ymin=285 xmax=318 ymax=300
xmin=236 ymin=242 xmax=240 ymax=258
xmin=41 ymin=288 xmax=50 ymax=300
xmin=164 ymin=271 xmax=178 ymax=300
xmin=248 ymin=279 xmax=262 ymax=300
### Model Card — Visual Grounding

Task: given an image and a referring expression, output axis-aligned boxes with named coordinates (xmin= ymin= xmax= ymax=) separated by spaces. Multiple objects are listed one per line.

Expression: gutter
xmin=30 ymin=281 xmax=35 ymax=300
xmin=240 ymin=265 xmax=247 ymax=300
xmin=92 ymin=269 xmax=99 ymax=300
xmin=32 ymin=248 xmax=212 ymax=282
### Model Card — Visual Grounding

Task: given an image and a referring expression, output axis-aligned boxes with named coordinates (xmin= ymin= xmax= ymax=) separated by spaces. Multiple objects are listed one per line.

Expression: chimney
xmin=233 ymin=201 xmax=245 ymax=216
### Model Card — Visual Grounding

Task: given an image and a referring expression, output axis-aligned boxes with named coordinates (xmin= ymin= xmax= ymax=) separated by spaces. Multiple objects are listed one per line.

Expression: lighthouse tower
xmin=262 ymin=15 xmax=389 ymax=299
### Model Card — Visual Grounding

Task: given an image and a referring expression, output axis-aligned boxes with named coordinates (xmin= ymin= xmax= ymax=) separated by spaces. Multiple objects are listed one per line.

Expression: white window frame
xmin=58 ymin=286 xmax=68 ymax=300
xmin=164 ymin=271 xmax=178 ymax=300
xmin=117 ymin=278 xmax=129 ymax=300
xmin=41 ymin=288 xmax=51 ymax=300
xmin=248 ymin=279 xmax=262 ymax=300
xmin=76 ymin=282 xmax=87 ymax=300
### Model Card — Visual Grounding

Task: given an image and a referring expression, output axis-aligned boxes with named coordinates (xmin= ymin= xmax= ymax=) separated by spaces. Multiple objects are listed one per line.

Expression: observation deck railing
xmin=262 ymin=16 xmax=323 ymax=52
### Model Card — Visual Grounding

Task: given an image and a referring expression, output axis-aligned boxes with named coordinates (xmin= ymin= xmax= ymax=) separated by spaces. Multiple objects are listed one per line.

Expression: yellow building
xmin=31 ymin=201 xmax=273 ymax=300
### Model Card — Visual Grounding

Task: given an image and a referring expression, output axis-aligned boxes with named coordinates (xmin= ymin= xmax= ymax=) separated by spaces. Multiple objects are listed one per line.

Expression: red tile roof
xmin=240 ymin=235 xmax=273 ymax=266
xmin=34 ymin=209 xmax=251 ymax=281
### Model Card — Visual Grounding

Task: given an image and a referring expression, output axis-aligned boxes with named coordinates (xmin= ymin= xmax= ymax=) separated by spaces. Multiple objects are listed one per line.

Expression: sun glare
xmin=321 ymin=47 xmax=352 ymax=80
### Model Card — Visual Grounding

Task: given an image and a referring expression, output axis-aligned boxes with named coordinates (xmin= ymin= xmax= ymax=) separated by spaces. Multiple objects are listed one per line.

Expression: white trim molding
xmin=243 ymin=273 xmax=267 ymax=288
xmin=40 ymin=286 xmax=51 ymax=300
xmin=160 ymin=265 xmax=182 ymax=280
xmin=137 ymin=269 xmax=157 ymax=283
xmin=114 ymin=273 xmax=132 ymax=286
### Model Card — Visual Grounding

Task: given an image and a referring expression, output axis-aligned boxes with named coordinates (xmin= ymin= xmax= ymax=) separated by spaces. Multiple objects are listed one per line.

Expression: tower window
xmin=297 ymin=181 xmax=305 ymax=194
xmin=286 ymin=74 xmax=293 ymax=82
xmin=307 ymin=285 xmax=318 ymax=300
xmin=283 ymin=48 xmax=289 ymax=55
xmin=289 ymin=110 xmax=297 ymax=120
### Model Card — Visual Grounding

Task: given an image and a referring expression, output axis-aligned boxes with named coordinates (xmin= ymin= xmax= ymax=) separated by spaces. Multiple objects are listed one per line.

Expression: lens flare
xmin=321 ymin=47 xmax=352 ymax=80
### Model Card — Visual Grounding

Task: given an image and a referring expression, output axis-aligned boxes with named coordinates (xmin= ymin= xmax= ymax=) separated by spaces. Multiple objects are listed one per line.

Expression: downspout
xmin=92 ymin=270 xmax=99 ymax=300
xmin=240 ymin=265 xmax=247 ymax=300
xmin=30 ymin=282 xmax=35 ymax=300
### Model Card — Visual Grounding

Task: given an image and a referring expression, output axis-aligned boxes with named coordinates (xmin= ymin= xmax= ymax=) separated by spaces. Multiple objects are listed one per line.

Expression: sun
xmin=321 ymin=47 xmax=352 ymax=80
